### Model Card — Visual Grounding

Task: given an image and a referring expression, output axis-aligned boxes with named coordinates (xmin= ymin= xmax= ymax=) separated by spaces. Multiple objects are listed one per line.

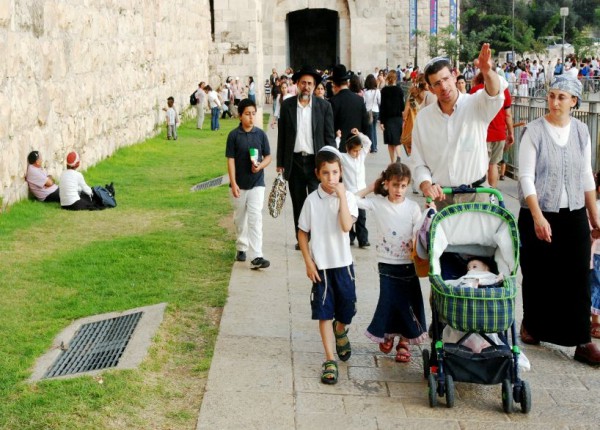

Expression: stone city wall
xmin=0 ymin=0 xmax=211 ymax=206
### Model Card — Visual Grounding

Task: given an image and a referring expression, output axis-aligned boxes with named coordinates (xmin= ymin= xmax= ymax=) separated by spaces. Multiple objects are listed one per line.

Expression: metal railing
xmin=508 ymin=97 xmax=600 ymax=177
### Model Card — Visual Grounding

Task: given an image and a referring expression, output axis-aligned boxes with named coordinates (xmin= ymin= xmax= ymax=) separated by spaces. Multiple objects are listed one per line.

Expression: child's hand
xmin=331 ymin=181 xmax=346 ymax=197
xmin=305 ymin=260 xmax=321 ymax=283
xmin=426 ymin=200 xmax=436 ymax=210
xmin=336 ymin=129 xmax=342 ymax=138
xmin=350 ymin=128 xmax=359 ymax=136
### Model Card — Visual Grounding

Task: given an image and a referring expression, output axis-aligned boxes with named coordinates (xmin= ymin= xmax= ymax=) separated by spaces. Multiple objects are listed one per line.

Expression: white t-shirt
xmin=298 ymin=185 xmax=358 ymax=270
xmin=59 ymin=169 xmax=92 ymax=206
xmin=166 ymin=107 xmax=178 ymax=125
xmin=357 ymin=195 xmax=421 ymax=264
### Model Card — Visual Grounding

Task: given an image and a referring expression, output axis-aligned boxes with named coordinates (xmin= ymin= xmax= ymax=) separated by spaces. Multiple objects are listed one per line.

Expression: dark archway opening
xmin=287 ymin=9 xmax=338 ymax=71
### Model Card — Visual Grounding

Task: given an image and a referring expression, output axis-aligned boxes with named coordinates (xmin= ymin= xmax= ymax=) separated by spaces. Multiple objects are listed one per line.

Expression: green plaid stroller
xmin=422 ymin=187 xmax=531 ymax=413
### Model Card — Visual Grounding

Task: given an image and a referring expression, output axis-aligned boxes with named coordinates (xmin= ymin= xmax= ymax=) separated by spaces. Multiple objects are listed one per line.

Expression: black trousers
xmin=288 ymin=153 xmax=319 ymax=240
xmin=350 ymin=208 xmax=368 ymax=245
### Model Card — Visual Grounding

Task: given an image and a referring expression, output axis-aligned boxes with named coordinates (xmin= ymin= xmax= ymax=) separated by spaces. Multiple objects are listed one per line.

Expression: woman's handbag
xmin=268 ymin=173 xmax=287 ymax=218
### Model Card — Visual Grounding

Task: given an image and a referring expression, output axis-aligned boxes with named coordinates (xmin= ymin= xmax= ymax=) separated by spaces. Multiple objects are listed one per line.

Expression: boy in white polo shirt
xmin=298 ymin=148 xmax=358 ymax=385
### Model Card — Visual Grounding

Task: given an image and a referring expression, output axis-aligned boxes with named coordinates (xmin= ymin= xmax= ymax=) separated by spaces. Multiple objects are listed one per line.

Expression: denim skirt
xmin=365 ymin=263 xmax=427 ymax=344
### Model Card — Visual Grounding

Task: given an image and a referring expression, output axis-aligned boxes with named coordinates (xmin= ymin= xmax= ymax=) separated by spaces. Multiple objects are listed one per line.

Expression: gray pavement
xmin=197 ymin=125 xmax=600 ymax=430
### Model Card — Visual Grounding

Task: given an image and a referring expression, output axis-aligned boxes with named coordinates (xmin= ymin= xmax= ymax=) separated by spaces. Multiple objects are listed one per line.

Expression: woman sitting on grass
xmin=59 ymin=151 xmax=102 ymax=211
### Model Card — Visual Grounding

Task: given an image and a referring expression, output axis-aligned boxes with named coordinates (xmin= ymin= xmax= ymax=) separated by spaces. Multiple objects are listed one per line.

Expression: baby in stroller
xmin=449 ymin=257 xmax=503 ymax=289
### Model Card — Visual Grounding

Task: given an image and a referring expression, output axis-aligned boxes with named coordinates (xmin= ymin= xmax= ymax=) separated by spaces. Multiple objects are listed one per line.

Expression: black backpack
xmin=190 ymin=91 xmax=198 ymax=106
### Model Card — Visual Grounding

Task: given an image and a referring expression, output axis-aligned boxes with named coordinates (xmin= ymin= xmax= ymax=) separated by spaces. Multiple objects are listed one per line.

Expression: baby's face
xmin=467 ymin=260 xmax=489 ymax=272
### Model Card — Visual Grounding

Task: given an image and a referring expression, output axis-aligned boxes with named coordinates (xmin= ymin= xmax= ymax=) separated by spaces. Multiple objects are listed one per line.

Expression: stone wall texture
xmin=0 ymin=0 xmax=211 ymax=206
xmin=2 ymin=0 xmax=456 ymax=206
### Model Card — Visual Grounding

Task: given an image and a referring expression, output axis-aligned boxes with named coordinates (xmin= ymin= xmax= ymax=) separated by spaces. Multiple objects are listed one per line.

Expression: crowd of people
xmin=223 ymin=42 xmax=600 ymax=387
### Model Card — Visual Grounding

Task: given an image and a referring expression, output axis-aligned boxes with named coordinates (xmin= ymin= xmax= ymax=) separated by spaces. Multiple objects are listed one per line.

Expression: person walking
xmin=379 ymin=70 xmax=404 ymax=163
xmin=276 ymin=66 xmax=335 ymax=250
xmin=518 ymin=75 xmax=600 ymax=365
xmin=328 ymin=64 xmax=369 ymax=153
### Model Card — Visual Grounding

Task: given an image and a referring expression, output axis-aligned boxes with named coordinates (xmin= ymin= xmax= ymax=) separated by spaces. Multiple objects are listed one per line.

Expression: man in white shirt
xmin=410 ymin=43 xmax=508 ymax=208
xmin=276 ymin=66 xmax=335 ymax=249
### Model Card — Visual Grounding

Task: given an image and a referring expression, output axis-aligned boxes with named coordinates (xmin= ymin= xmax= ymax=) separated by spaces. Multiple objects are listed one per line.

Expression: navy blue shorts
xmin=310 ymin=264 xmax=357 ymax=323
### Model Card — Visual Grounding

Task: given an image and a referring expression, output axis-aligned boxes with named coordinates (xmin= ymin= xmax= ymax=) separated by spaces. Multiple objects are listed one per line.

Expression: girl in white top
xmin=356 ymin=162 xmax=427 ymax=363
xmin=270 ymin=81 xmax=292 ymax=128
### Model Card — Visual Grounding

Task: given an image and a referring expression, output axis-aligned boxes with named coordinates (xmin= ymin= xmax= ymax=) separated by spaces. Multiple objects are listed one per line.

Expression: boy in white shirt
xmin=298 ymin=148 xmax=358 ymax=385
xmin=336 ymin=128 xmax=372 ymax=247
xmin=165 ymin=96 xmax=179 ymax=140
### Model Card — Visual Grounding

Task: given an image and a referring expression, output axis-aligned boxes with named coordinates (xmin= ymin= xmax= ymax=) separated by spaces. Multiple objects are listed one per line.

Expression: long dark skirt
xmin=519 ymin=207 xmax=591 ymax=346
xmin=365 ymin=263 xmax=427 ymax=344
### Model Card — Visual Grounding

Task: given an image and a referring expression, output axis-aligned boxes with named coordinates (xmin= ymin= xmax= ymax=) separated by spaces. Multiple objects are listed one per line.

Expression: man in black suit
xmin=277 ymin=66 xmax=335 ymax=249
xmin=328 ymin=65 xmax=370 ymax=152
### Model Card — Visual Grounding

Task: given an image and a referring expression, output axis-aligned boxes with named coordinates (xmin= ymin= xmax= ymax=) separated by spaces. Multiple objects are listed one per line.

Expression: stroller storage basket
xmin=431 ymin=274 xmax=517 ymax=333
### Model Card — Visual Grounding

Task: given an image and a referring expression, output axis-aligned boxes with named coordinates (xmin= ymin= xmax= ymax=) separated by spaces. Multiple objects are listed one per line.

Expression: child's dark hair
xmin=345 ymin=134 xmax=362 ymax=152
xmin=237 ymin=98 xmax=256 ymax=115
xmin=167 ymin=96 xmax=174 ymax=102
xmin=315 ymin=150 xmax=341 ymax=172
xmin=374 ymin=162 xmax=411 ymax=196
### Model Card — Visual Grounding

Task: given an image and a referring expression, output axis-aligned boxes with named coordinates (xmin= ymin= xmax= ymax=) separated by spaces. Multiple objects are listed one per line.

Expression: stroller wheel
xmin=519 ymin=380 xmax=532 ymax=414
xmin=445 ymin=374 xmax=455 ymax=408
xmin=502 ymin=379 xmax=514 ymax=413
xmin=427 ymin=373 xmax=438 ymax=407
xmin=422 ymin=349 xmax=430 ymax=379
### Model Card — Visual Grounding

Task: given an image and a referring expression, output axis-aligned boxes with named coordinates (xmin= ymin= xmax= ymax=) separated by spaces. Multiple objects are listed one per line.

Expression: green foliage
xmin=0 ymin=118 xmax=240 ymax=428
xmin=460 ymin=0 xmax=600 ymax=57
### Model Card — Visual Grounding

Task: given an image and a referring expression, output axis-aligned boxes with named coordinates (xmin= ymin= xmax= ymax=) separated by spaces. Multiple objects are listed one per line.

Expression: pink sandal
xmin=379 ymin=338 xmax=394 ymax=354
xmin=395 ymin=341 xmax=411 ymax=363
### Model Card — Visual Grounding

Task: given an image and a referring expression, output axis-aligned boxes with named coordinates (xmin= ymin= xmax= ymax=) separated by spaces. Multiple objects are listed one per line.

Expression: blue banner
xmin=449 ymin=0 xmax=457 ymax=34
xmin=409 ymin=0 xmax=417 ymax=49
xmin=430 ymin=0 xmax=438 ymax=35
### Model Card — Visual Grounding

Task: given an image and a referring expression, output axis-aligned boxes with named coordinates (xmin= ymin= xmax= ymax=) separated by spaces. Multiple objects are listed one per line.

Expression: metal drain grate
xmin=44 ymin=312 xmax=143 ymax=378
xmin=190 ymin=175 xmax=229 ymax=192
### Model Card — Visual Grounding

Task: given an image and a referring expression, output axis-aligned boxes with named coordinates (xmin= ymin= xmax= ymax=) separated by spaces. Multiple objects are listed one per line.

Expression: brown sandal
xmin=395 ymin=341 xmax=411 ymax=363
xmin=591 ymin=323 xmax=600 ymax=339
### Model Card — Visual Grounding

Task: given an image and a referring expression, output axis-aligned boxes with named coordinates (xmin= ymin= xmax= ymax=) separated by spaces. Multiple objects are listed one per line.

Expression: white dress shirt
xmin=410 ymin=77 xmax=508 ymax=187
xmin=294 ymin=98 xmax=314 ymax=154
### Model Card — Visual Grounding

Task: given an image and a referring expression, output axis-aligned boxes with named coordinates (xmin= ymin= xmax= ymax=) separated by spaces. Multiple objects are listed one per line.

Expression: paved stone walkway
xmin=197 ymin=125 xmax=600 ymax=430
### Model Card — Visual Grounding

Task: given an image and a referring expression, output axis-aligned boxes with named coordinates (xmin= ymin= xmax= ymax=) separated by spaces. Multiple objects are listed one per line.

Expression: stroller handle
xmin=441 ymin=186 xmax=504 ymax=202
xmin=426 ymin=186 xmax=505 ymax=207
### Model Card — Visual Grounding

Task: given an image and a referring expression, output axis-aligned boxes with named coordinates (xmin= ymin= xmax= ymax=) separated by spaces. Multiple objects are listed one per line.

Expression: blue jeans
xmin=368 ymin=112 xmax=379 ymax=151
xmin=211 ymin=107 xmax=220 ymax=130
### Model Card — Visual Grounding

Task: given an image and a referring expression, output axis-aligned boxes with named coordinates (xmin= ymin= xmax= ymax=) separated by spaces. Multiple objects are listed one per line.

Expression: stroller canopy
xmin=429 ymin=203 xmax=519 ymax=277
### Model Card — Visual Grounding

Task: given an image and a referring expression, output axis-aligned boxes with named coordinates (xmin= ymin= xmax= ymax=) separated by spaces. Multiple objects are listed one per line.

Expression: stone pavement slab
xmin=197 ymin=124 xmax=600 ymax=429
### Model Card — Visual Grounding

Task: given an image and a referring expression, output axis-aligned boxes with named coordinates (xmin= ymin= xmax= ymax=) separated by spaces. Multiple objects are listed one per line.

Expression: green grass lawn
xmin=0 ymin=116 xmax=241 ymax=429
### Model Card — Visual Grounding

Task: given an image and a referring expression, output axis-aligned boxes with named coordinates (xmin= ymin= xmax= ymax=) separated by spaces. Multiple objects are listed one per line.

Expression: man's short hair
xmin=167 ymin=96 xmax=174 ymax=102
xmin=27 ymin=151 xmax=39 ymax=165
xmin=423 ymin=57 xmax=452 ymax=85
xmin=237 ymin=98 xmax=256 ymax=115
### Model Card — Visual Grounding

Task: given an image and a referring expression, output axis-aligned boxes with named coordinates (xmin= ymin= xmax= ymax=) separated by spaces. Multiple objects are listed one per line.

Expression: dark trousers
xmin=61 ymin=192 xmax=102 ymax=211
xmin=350 ymin=208 xmax=368 ymax=245
xmin=221 ymin=101 xmax=232 ymax=119
xmin=289 ymin=153 xmax=319 ymax=240
xmin=43 ymin=188 xmax=60 ymax=203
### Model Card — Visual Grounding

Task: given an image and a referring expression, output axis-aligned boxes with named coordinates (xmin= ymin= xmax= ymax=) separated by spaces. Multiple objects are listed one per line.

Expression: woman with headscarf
xmin=518 ymin=75 xmax=600 ymax=365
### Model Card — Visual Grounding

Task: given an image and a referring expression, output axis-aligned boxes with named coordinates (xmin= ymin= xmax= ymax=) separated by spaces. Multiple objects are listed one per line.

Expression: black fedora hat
xmin=327 ymin=64 xmax=351 ymax=83
xmin=291 ymin=66 xmax=322 ymax=84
